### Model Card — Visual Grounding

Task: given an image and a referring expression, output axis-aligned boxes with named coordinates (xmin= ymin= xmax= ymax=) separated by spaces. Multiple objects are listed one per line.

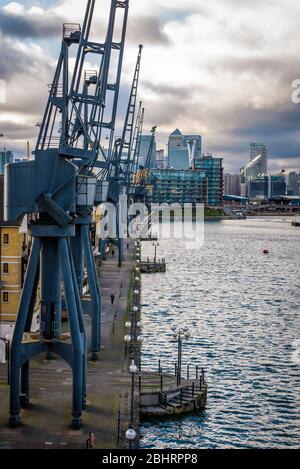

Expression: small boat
xmin=263 ymin=249 xmax=270 ymax=255
xmin=292 ymin=219 xmax=300 ymax=227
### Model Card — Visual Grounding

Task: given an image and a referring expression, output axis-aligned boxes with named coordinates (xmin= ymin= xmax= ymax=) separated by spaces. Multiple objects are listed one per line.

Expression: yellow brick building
xmin=0 ymin=227 xmax=26 ymax=322
xmin=0 ymin=176 xmax=27 ymax=324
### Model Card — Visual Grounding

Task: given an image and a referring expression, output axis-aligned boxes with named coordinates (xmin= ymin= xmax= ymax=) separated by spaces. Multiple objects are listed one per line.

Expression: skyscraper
xmin=249 ymin=143 xmax=268 ymax=176
xmin=288 ymin=172 xmax=300 ymax=195
xmin=197 ymin=153 xmax=224 ymax=207
xmin=0 ymin=149 xmax=13 ymax=175
xmin=168 ymin=129 xmax=202 ymax=170
xmin=139 ymin=135 xmax=157 ymax=168
xmin=224 ymin=174 xmax=241 ymax=196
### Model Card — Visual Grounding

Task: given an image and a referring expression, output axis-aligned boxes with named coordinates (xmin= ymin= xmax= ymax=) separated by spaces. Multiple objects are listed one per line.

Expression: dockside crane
xmin=134 ymin=125 xmax=157 ymax=201
xmin=99 ymin=44 xmax=144 ymax=266
xmin=4 ymin=0 xmax=130 ymax=429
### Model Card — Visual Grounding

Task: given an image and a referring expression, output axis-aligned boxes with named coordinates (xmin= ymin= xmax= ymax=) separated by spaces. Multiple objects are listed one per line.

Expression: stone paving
xmin=0 ymin=242 xmax=135 ymax=449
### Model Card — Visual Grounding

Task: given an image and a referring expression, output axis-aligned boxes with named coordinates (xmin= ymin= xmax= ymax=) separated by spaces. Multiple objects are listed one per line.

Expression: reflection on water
xmin=140 ymin=218 xmax=300 ymax=449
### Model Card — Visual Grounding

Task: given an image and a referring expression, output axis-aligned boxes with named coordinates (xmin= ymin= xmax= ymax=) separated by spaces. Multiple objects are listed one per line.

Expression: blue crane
xmin=134 ymin=125 xmax=157 ymax=201
xmin=99 ymin=44 xmax=144 ymax=267
xmin=4 ymin=0 xmax=130 ymax=429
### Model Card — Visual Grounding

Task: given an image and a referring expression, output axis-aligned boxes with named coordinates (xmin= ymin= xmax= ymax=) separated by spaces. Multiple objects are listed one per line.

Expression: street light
xmin=126 ymin=427 xmax=137 ymax=449
xmin=125 ymin=322 xmax=132 ymax=329
xmin=124 ymin=335 xmax=132 ymax=343
xmin=170 ymin=323 xmax=191 ymax=386
xmin=152 ymin=242 xmax=160 ymax=264
xmin=129 ymin=360 xmax=137 ymax=431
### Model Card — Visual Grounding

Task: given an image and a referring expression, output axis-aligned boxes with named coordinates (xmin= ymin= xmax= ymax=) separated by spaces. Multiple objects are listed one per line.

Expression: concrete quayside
xmin=0 ymin=237 xmax=207 ymax=449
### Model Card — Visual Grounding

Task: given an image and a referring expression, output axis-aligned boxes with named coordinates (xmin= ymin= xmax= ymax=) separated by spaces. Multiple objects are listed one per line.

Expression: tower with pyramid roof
xmin=168 ymin=128 xmax=202 ymax=169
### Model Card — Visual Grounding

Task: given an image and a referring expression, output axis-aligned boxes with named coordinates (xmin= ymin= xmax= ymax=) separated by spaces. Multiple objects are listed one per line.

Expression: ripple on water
xmin=140 ymin=219 xmax=300 ymax=449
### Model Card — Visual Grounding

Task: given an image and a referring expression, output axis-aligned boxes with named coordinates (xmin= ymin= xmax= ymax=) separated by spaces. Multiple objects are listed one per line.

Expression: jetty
xmin=141 ymin=258 xmax=166 ymax=274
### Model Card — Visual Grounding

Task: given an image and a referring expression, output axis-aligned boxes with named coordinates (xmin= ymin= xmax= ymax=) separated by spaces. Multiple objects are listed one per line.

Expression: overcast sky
xmin=0 ymin=0 xmax=300 ymax=173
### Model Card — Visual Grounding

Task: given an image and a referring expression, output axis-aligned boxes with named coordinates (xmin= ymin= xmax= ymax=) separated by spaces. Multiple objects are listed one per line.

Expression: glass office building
xmin=0 ymin=150 xmax=13 ymax=176
xmin=194 ymin=154 xmax=224 ymax=206
xmin=146 ymin=169 xmax=207 ymax=205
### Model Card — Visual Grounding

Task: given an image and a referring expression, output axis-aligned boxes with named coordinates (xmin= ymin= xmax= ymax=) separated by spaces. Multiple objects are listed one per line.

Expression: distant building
xmin=196 ymin=154 xmax=224 ymax=207
xmin=168 ymin=129 xmax=202 ymax=170
xmin=0 ymin=149 xmax=13 ymax=176
xmin=248 ymin=175 xmax=269 ymax=199
xmin=224 ymin=174 xmax=241 ymax=196
xmin=268 ymin=174 xmax=287 ymax=198
xmin=146 ymin=168 xmax=207 ymax=205
xmin=155 ymin=149 xmax=167 ymax=169
xmin=139 ymin=135 xmax=157 ymax=168
xmin=0 ymin=176 xmax=28 ymax=325
xmin=249 ymin=143 xmax=268 ymax=174
xmin=288 ymin=172 xmax=300 ymax=195
xmin=248 ymin=174 xmax=287 ymax=199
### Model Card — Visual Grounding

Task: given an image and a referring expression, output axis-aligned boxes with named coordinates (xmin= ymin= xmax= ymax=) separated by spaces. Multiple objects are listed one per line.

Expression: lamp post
xmin=129 ymin=360 xmax=137 ymax=424
xmin=126 ymin=426 xmax=137 ymax=450
xmin=0 ymin=338 xmax=10 ymax=385
xmin=170 ymin=324 xmax=191 ymax=386
xmin=152 ymin=242 xmax=159 ymax=264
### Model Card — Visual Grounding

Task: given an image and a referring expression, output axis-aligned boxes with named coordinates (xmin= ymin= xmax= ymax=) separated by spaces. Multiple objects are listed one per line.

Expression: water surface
xmin=140 ymin=218 xmax=300 ymax=449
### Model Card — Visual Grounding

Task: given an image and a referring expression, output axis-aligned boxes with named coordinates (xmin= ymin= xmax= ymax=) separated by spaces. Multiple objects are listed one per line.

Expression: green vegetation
xmin=205 ymin=207 xmax=224 ymax=217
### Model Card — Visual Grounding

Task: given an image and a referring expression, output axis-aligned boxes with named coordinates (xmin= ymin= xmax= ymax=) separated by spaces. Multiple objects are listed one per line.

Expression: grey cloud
xmin=142 ymin=82 xmax=195 ymax=100
xmin=0 ymin=33 xmax=53 ymax=80
xmin=0 ymin=9 xmax=63 ymax=39
xmin=127 ymin=15 xmax=170 ymax=46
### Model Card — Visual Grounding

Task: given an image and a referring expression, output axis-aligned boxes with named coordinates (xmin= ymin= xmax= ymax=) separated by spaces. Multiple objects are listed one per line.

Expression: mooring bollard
xmin=86 ymin=432 xmax=95 ymax=449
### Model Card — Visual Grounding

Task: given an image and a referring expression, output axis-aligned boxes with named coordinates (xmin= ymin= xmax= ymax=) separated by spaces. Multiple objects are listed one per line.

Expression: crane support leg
xmin=9 ymin=238 xmax=41 ymax=427
xmin=9 ymin=232 xmax=87 ymax=430
xmin=68 ymin=240 xmax=87 ymax=408
xmin=59 ymin=238 xmax=84 ymax=429
xmin=82 ymin=225 xmax=101 ymax=361
xmin=70 ymin=224 xmax=84 ymax=294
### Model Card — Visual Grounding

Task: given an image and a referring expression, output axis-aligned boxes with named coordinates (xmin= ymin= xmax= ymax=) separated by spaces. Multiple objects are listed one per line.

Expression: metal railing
xmin=159 ymin=374 xmax=206 ymax=410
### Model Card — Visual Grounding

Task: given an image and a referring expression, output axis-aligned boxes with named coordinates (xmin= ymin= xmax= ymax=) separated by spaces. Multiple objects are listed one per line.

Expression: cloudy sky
xmin=0 ymin=0 xmax=300 ymax=173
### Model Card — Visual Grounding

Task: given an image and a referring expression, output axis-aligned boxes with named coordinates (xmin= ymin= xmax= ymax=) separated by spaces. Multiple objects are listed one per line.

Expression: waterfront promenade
xmin=0 ymin=242 xmax=135 ymax=449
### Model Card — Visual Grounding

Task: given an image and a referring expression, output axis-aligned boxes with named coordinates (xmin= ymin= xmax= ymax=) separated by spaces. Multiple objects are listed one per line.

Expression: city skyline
xmin=0 ymin=0 xmax=300 ymax=174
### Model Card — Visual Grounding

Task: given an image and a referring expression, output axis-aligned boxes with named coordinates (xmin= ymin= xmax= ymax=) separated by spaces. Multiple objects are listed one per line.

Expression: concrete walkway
xmin=0 ymin=242 xmax=134 ymax=449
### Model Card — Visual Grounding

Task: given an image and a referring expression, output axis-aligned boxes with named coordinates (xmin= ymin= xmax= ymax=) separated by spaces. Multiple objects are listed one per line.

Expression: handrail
xmin=158 ymin=375 xmax=206 ymax=409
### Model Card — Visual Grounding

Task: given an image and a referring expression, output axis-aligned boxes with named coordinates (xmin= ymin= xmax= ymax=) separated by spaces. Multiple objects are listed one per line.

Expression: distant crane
xmin=134 ymin=125 xmax=157 ymax=201
xmin=99 ymin=44 xmax=144 ymax=266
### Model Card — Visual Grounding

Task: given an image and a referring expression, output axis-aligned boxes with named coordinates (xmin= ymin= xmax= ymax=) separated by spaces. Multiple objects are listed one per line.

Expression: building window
xmin=3 ymin=234 xmax=9 ymax=245
xmin=3 ymin=292 xmax=9 ymax=303
xmin=3 ymin=263 xmax=9 ymax=274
